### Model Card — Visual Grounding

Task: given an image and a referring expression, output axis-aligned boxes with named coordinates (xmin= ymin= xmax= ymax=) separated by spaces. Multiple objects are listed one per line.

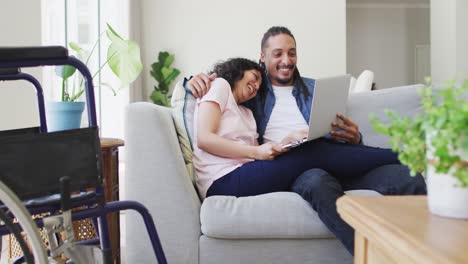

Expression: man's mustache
xmin=277 ymin=64 xmax=295 ymax=70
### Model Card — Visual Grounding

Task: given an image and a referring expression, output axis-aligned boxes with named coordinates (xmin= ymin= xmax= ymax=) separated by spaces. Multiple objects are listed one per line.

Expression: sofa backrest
xmin=347 ymin=84 xmax=424 ymax=148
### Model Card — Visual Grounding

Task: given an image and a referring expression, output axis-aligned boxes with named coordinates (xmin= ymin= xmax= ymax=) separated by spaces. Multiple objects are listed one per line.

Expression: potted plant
xmin=149 ymin=51 xmax=180 ymax=106
xmin=370 ymin=79 xmax=468 ymax=218
xmin=49 ymin=23 xmax=142 ymax=131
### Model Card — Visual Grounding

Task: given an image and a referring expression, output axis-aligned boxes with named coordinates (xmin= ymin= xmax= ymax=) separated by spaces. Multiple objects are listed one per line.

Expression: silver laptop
xmin=283 ymin=74 xmax=351 ymax=149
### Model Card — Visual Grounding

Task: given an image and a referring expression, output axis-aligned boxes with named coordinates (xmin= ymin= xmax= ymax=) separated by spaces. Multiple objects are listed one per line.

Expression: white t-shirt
xmin=193 ymin=78 xmax=259 ymax=199
xmin=263 ymin=85 xmax=308 ymax=143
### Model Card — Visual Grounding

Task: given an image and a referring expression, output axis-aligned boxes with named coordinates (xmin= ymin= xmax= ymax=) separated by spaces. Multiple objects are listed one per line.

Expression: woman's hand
xmin=280 ymin=128 xmax=308 ymax=145
xmin=197 ymin=102 xmax=285 ymax=160
xmin=254 ymin=143 xmax=284 ymax=160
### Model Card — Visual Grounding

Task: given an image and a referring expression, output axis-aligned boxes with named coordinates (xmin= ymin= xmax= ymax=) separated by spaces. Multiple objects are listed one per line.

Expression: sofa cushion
xmin=201 ymin=192 xmax=332 ymax=239
xmin=171 ymin=79 xmax=197 ymax=182
xmin=200 ymin=190 xmax=379 ymax=239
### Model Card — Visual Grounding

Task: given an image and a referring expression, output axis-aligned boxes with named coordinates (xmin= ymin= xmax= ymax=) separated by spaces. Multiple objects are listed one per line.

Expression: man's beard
xmin=275 ymin=76 xmax=294 ymax=85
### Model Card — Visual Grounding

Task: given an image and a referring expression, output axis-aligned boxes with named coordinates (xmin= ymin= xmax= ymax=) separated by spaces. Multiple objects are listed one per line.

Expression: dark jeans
xmin=207 ymin=138 xmax=400 ymax=197
xmin=291 ymin=166 xmax=427 ymax=255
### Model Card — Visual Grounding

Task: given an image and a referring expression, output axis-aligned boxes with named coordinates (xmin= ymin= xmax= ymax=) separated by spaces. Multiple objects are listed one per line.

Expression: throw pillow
xmin=171 ymin=79 xmax=197 ymax=183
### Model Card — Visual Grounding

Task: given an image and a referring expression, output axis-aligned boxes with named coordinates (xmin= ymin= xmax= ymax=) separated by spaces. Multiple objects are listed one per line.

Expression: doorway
xmin=346 ymin=0 xmax=430 ymax=89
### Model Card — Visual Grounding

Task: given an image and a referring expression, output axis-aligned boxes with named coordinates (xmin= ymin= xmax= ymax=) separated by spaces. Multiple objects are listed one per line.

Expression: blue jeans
xmin=206 ymin=138 xmax=400 ymax=197
xmin=291 ymin=166 xmax=426 ymax=255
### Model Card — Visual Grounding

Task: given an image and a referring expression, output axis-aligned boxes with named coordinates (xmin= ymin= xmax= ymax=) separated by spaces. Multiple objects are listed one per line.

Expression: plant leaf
xmin=69 ymin=42 xmax=87 ymax=60
xmin=106 ymin=32 xmax=143 ymax=87
xmin=55 ymin=65 xmax=76 ymax=80
xmin=158 ymin=51 xmax=170 ymax=65
xmin=69 ymin=42 xmax=82 ymax=52
xmin=161 ymin=67 xmax=172 ymax=81
xmin=106 ymin=23 xmax=123 ymax=41
xmin=163 ymin=53 xmax=175 ymax=68
xmin=150 ymin=90 xmax=170 ymax=106
xmin=163 ymin=69 xmax=180 ymax=87
xmin=150 ymin=61 xmax=164 ymax=83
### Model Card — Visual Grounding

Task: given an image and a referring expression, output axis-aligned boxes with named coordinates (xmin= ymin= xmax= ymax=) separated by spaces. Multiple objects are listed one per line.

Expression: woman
xmin=193 ymin=58 xmax=399 ymax=199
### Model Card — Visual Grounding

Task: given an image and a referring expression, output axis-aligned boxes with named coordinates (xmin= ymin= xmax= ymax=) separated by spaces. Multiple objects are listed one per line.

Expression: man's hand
xmin=255 ymin=143 xmax=284 ymax=160
xmin=187 ymin=72 xmax=217 ymax=98
xmin=330 ymin=114 xmax=361 ymax=144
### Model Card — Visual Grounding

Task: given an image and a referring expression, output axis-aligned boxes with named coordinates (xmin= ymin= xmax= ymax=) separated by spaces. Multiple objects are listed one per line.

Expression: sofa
xmin=123 ymin=83 xmax=424 ymax=264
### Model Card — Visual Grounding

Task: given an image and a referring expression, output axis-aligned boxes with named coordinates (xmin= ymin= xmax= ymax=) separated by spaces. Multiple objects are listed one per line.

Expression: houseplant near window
xmin=50 ymin=23 xmax=142 ymax=131
xmin=370 ymin=79 xmax=468 ymax=218
xmin=149 ymin=51 xmax=180 ymax=107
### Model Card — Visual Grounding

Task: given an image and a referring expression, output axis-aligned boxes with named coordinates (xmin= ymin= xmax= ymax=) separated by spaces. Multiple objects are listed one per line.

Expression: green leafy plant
xmin=150 ymin=51 xmax=181 ymax=106
xmin=370 ymin=79 xmax=468 ymax=186
xmin=55 ymin=23 xmax=142 ymax=102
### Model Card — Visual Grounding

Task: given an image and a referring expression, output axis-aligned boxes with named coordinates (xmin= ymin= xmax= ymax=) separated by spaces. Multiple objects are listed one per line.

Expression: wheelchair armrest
xmin=0 ymin=46 xmax=68 ymax=62
xmin=0 ymin=68 xmax=20 ymax=75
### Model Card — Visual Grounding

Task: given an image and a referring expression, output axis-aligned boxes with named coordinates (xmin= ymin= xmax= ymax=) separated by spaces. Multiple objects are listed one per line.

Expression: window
xmin=41 ymin=0 xmax=132 ymax=140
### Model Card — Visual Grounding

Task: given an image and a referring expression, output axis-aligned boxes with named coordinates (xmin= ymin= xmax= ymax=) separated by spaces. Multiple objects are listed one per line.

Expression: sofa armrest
xmin=124 ymin=102 xmax=201 ymax=264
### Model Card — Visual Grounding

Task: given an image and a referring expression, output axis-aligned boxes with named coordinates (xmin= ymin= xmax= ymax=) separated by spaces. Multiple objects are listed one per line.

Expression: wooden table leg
xmin=355 ymin=232 xmax=368 ymax=264
xmin=101 ymin=138 xmax=124 ymax=264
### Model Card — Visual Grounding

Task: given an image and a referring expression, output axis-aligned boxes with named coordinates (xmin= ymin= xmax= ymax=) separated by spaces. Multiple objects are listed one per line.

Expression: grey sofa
xmin=124 ymin=84 xmax=423 ymax=264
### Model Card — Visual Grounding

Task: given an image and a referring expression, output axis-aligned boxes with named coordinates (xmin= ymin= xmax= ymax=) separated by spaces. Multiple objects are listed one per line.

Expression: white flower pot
xmin=427 ymin=166 xmax=468 ymax=219
xmin=426 ymin=133 xmax=468 ymax=218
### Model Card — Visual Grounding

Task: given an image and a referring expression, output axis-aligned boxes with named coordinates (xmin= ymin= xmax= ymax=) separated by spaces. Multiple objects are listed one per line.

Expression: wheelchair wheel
xmin=0 ymin=181 xmax=48 ymax=264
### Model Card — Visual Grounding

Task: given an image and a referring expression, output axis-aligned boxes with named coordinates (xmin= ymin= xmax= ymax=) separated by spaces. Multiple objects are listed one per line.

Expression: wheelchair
xmin=0 ymin=46 xmax=167 ymax=264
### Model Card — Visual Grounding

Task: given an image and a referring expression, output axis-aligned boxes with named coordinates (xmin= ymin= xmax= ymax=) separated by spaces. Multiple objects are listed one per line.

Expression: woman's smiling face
xmin=233 ymin=69 xmax=262 ymax=103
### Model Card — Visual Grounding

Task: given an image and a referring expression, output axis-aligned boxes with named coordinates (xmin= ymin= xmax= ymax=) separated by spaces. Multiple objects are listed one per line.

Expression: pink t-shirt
xmin=193 ymin=78 xmax=259 ymax=199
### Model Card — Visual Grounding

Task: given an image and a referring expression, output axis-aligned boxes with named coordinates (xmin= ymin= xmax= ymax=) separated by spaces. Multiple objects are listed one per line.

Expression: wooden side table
xmin=100 ymin=138 xmax=124 ymax=264
xmin=337 ymin=196 xmax=468 ymax=264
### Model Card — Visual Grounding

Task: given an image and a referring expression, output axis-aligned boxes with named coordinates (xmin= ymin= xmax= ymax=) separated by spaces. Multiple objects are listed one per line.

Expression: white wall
xmin=430 ymin=0 xmax=456 ymax=86
xmin=347 ymin=5 xmax=430 ymax=89
xmin=456 ymin=0 xmax=468 ymax=81
xmin=138 ymin=0 xmax=346 ymax=100
xmin=431 ymin=0 xmax=467 ymax=86
xmin=0 ymin=0 xmax=42 ymax=130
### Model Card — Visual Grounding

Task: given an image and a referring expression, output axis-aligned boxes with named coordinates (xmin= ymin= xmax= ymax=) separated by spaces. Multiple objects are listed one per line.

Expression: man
xmin=186 ymin=26 xmax=426 ymax=255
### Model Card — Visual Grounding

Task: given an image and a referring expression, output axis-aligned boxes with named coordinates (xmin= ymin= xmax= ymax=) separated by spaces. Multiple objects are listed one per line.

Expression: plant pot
xmin=426 ymin=133 xmax=468 ymax=219
xmin=427 ymin=165 xmax=468 ymax=219
xmin=46 ymin=101 xmax=85 ymax=132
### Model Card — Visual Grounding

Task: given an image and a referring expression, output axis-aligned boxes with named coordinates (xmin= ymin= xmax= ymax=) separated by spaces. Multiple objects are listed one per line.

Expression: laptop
xmin=282 ymin=74 xmax=351 ymax=149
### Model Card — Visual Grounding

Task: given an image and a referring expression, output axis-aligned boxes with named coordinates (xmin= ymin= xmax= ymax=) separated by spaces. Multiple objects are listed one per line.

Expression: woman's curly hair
xmin=210 ymin=58 xmax=263 ymax=90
